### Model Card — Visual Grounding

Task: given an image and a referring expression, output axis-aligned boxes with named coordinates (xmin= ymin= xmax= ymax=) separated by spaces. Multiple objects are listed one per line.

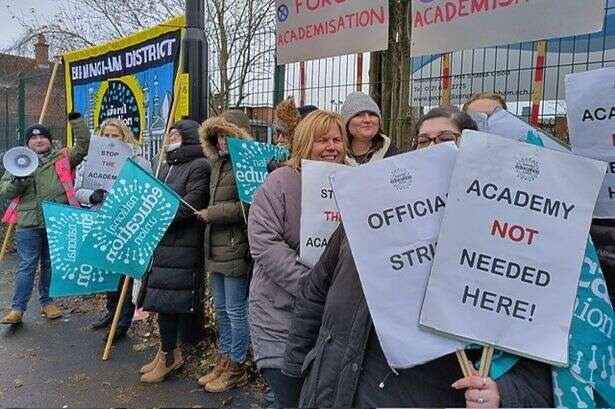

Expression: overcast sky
xmin=0 ymin=0 xmax=61 ymax=49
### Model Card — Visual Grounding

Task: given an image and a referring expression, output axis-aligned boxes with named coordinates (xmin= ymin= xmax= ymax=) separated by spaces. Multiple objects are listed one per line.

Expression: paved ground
xmin=0 ymin=254 xmax=265 ymax=408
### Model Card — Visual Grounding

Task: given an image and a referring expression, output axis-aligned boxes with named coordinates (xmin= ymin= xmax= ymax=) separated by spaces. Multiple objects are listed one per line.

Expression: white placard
xmin=275 ymin=0 xmax=389 ymax=65
xmin=566 ymin=67 xmax=615 ymax=218
xmin=420 ymin=131 xmax=606 ymax=366
xmin=82 ymin=136 xmax=134 ymax=191
xmin=299 ymin=160 xmax=346 ymax=268
xmin=330 ymin=143 xmax=464 ymax=368
xmin=485 ymin=108 xmax=569 ymax=153
xmin=411 ymin=0 xmax=604 ymax=56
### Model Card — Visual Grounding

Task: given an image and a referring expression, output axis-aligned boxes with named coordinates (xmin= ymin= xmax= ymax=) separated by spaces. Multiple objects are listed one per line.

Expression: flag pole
xmin=102 ymin=277 xmax=132 ymax=361
xmin=0 ymin=58 xmax=60 ymax=264
xmin=102 ymin=72 xmax=183 ymax=361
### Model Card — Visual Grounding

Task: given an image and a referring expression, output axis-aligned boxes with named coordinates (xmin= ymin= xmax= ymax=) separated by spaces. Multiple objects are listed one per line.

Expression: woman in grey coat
xmin=247 ymin=110 xmax=347 ymax=408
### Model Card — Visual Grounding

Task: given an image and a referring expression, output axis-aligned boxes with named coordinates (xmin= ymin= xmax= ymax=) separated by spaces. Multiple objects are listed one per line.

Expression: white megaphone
xmin=3 ymin=147 xmax=39 ymax=177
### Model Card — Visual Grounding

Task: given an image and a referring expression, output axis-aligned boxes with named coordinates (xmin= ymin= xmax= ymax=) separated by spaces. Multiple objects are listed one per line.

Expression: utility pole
xmin=184 ymin=0 xmax=208 ymax=122
xmin=17 ymin=73 xmax=25 ymax=146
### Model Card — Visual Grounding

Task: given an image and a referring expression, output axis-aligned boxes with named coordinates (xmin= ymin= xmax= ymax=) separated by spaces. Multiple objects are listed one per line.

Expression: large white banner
xmin=420 ymin=131 xmax=606 ymax=366
xmin=566 ymin=67 xmax=615 ymax=218
xmin=411 ymin=0 xmax=604 ymax=57
xmin=275 ymin=0 xmax=389 ymax=65
xmin=330 ymin=144 xmax=464 ymax=368
xmin=82 ymin=136 xmax=134 ymax=191
xmin=299 ymin=160 xmax=346 ymax=268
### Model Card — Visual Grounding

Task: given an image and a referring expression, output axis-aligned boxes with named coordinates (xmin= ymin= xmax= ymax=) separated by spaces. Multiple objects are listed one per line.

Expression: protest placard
xmin=77 ymin=158 xmax=180 ymax=279
xmin=228 ymin=138 xmax=288 ymax=204
xmin=275 ymin=0 xmax=389 ymax=64
xmin=82 ymin=135 xmax=135 ymax=191
xmin=299 ymin=160 xmax=346 ymax=268
xmin=411 ymin=0 xmax=604 ymax=56
xmin=43 ymin=202 xmax=120 ymax=297
xmin=420 ymin=131 xmax=606 ymax=366
xmin=330 ymin=144 xmax=464 ymax=368
xmin=566 ymin=67 xmax=615 ymax=218
xmin=483 ymin=108 xmax=568 ymax=152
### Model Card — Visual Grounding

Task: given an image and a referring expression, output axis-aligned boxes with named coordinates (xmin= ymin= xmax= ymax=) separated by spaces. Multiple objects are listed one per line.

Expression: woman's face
xmin=217 ymin=135 xmax=228 ymax=153
xmin=276 ymin=131 xmax=289 ymax=148
xmin=347 ymin=111 xmax=380 ymax=143
xmin=417 ymin=117 xmax=461 ymax=149
xmin=465 ymin=98 xmax=504 ymax=116
xmin=101 ymin=125 xmax=123 ymax=140
xmin=309 ymin=124 xmax=345 ymax=164
xmin=168 ymin=128 xmax=182 ymax=145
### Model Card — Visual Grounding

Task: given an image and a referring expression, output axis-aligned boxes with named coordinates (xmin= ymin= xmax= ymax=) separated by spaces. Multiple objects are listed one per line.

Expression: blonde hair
xmin=287 ymin=110 xmax=347 ymax=171
xmin=99 ymin=118 xmax=138 ymax=145
xmin=463 ymin=92 xmax=508 ymax=112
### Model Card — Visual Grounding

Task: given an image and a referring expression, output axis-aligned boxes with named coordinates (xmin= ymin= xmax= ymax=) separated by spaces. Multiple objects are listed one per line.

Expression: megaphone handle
xmin=0 ymin=224 xmax=15 ymax=264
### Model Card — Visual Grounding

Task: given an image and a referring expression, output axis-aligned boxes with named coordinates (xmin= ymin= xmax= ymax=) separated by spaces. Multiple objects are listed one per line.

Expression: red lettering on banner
xmin=295 ymin=0 xmax=348 ymax=15
xmin=491 ymin=219 xmax=540 ymax=246
xmin=278 ymin=6 xmax=386 ymax=46
xmin=324 ymin=211 xmax=342 ymax=222
xmin=414 ymin=0 xmax=521 ymax=29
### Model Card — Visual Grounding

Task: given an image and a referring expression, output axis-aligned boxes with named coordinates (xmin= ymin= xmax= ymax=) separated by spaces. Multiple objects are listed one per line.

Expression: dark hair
xmin=416 ymin=106 xmax=478 ymax=134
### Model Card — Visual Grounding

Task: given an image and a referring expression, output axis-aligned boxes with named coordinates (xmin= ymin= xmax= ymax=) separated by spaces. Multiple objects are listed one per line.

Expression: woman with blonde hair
xmin=74 ymin=117 xmax=150 ymax=340
xmin=248 ymin=110 xmax=347 ymax=407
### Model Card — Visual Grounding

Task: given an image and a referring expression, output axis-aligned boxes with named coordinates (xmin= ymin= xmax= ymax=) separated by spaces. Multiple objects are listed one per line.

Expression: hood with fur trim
xmin=199 ymin=116 xmax=253 ymax=161
xmin=274 ymin=97 xmax=302 ymax=149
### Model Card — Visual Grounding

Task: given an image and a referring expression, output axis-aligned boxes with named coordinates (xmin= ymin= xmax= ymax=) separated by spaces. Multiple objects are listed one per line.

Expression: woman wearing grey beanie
xmin=339 ymin=92 xmax=400 ymax=165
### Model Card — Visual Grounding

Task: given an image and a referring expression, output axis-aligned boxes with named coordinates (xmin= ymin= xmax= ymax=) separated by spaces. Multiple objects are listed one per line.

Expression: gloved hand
xmin=11 ymin=176 xmax=30 ymax=185
xmin=89 ymin=189 xmax=107 ymax=205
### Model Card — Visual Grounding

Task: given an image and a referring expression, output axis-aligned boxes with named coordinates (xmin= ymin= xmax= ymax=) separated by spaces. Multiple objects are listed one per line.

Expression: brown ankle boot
xmin=140 ymin=348 xmax=183 ymax=383
xmin=140 ymin=349 xmax=163 ymax=374
xmin=197 ymin=352 xmax=230 ymax=386
xmin=204 ymin=361 xmax=248 ymax=393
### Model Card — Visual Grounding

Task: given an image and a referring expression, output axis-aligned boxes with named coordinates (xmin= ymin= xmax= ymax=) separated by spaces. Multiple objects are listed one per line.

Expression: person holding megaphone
xmin=0 ymin=112 xmax=90 ymax=325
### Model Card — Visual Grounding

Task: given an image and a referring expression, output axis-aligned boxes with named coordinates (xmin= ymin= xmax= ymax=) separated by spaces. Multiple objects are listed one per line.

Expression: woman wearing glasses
xmin=282 ymin=106 xmax=553 ymax=408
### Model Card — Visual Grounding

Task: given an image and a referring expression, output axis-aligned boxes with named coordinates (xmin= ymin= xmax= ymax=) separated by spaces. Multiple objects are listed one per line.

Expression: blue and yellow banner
xmin=63 ymin=16 xmax=185 ymax=152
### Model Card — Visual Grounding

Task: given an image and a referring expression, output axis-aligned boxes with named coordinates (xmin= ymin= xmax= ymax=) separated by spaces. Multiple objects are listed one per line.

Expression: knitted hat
xmin=339 ymin=92 xmax=382 ymax=125
xmin=222 ymin=110 xmax=251 ymax=134
xmin=25 ymin=124 xmax=52 ymax=144
xmin=170 ymin=119 xmax=201 ymax=145
xmin=297 ymin=105 xmax=318 ymax=118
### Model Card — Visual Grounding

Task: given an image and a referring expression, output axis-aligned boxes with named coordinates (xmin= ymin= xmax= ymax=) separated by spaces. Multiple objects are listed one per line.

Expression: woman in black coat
xmin=138 ymin=120 xmax=211 ymax=383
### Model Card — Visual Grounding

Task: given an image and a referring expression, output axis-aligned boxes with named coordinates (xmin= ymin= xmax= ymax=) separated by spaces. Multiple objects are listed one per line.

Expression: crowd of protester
xmin=1 ymin=90 xmax=612 ymax=407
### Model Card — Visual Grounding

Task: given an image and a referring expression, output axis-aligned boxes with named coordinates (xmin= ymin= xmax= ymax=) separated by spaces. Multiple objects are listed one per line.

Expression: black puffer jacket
xmin=140 ymin=120 xmax=211 ymax=314
xmin=590 ymin=219 xmax=615 ymax=305
xmin=282 ymin=226 xmax=554 ymax=408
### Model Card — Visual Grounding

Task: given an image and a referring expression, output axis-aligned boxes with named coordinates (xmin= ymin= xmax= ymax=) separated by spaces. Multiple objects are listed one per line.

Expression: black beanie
xmin=25 ymin=124 xmax=52 ymax=145
xmin=298 ymin=105 xmax=318 ymax=118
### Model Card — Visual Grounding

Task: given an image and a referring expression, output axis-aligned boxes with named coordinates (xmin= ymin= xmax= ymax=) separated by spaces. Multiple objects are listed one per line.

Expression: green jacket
xmin=200 ymin=116 xmax=252 ymax=277
xmin=0 ymin=115 xmax=90 ymax=230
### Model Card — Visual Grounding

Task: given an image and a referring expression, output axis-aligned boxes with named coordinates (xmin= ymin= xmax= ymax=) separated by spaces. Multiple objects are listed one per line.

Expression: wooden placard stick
xmin=102 ymin=277 xmax=132 ymax=360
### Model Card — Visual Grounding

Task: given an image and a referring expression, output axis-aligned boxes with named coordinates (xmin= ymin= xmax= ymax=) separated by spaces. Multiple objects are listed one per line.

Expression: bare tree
xmin=205 ymin=0 xmax=275 ymax=114
xmin=369 ymin=0 xmax=413 ymax=150
xmin=6 ymin=0 xmax=276 ymax=113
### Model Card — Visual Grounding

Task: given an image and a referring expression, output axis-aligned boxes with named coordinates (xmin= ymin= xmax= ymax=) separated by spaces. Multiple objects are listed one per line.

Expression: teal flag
xmin=77 ymin=158 xmax=180 ymax=279
xmin=553 ymin=239 xmax=615 ymax=408
xmin=227 ymin=137 xmax=288 ymax=204
xmin=42 ymin=202 xmax=121 ymax=297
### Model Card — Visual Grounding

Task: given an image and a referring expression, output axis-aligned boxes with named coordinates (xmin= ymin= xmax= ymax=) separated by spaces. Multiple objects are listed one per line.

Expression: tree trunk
xmin=369 ymin=0 xmax=412 ymax=150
